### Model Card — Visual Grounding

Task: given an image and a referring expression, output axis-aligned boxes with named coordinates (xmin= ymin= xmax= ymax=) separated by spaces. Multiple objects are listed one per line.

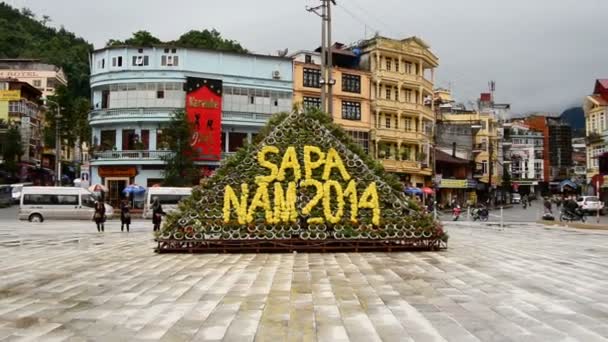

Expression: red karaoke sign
xmin=185 ymin=77 xmax=222 ymax=161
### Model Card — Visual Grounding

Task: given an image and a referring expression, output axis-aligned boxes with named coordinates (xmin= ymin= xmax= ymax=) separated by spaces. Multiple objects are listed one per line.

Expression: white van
xmin=142 ymin=187 xmax=192 ymax=219
xmin=19 ymin=187 xmax=114 ymax=222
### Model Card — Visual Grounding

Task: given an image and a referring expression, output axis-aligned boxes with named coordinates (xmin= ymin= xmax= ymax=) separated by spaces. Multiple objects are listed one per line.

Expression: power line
xmin=334 ymin=3 xmax=378 ymax=39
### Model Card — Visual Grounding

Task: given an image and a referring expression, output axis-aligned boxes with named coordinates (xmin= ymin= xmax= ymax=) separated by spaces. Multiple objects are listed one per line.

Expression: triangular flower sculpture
xmin=156 ymin=110 xmax=448 ymax=253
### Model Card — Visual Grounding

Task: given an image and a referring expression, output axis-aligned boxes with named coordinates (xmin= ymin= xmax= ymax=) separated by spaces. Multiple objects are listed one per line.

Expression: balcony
xmin=373 ymin=99 xmax=435 ymax=119
xmin=381 ymin=159 xmax=431 ymax=175
xmin=472 ymin=143 xmax=487 ymax=153
xmin=91 ymin=150 xmax=174 ymax=166
xmin=89 ymin=107 xmax=179 ymax=125
xmin=586 ymin=132 xmax=605 ymax=145
xmin=372 ymin=128 xmax=425 ymax=143
xmin=374 ymin=70 xmax=433 ymax=91
xmin=89 ymin=107 xmax=275 ymax=127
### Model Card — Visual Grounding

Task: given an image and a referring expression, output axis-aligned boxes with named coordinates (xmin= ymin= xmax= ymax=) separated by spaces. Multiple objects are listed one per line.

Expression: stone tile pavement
xmin=0 ymin=219 xmax=607 ymax=341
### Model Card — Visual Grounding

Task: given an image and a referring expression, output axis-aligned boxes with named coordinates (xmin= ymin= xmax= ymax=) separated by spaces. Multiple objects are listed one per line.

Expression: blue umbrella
xmin=405 ymin=187 xmax=423 ymax=195
xmin=122 ymin=184 xmax=146 ymax=195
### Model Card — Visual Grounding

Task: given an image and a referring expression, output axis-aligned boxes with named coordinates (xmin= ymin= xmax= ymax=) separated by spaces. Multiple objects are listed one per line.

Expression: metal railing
xmin=92 ymin=150 xmax=174 ymax=160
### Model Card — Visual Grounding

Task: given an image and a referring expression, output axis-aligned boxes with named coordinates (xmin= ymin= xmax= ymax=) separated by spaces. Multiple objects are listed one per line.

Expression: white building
xmin=508 ymin=122 xmax=544 ymax=194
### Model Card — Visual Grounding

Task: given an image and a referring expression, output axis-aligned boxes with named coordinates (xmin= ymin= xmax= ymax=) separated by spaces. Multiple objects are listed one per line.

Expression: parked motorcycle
xmin=472 ymin=207 xmax=489 ymax=222
xmin=559 ymin=208 xmax=586 ymax=223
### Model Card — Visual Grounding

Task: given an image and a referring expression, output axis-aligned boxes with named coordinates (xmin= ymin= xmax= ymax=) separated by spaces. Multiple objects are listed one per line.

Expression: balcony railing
xmin=374 ymin=70 xmax=433 ymax=91
xmin=89 ymin=107 xmax=275 ymax=124
xmin=92 ymin=150 xmax=174 ymax=160
xmin=373 ymin=99 xmax=434 ymax=118
xmin=472 ymin=143 xmax=487 ymax=152
xmin=586 ymin=132 xmax=605 ymax=144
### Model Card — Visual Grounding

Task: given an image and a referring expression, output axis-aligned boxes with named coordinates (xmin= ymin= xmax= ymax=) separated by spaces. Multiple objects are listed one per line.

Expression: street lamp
xmin=44 ymin=99 xmax=62 ymax=186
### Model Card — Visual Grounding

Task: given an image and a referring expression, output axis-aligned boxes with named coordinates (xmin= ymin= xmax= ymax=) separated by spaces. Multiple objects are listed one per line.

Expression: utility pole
xmin=55 ymin=106 xmax=62 ymax=186
xmin=306 ymin=0 xmax=335 ymax=116
xmin=488 ymin=139 xmax=493 ymax=207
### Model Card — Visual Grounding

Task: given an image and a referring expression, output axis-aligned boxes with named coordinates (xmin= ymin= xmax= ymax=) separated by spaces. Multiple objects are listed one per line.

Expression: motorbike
xmin=452 ymin=206 xmax=462 ymax=221
xmin=559 ymin=208 xmax=586 ymax=223
xmin=472 ymin=207 xmax=489 ymax=222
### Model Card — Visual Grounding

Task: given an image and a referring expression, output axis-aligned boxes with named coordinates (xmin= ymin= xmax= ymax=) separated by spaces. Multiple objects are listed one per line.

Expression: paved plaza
xmin=0 ymin=209 xmax=607 ymax=341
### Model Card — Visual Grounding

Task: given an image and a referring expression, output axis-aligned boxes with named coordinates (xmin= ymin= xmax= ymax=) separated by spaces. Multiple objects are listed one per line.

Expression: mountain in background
xmin=560 ymin=107 xmax=586 ymax=138
xmin=0 ymin=3 xmax=92 ymax=98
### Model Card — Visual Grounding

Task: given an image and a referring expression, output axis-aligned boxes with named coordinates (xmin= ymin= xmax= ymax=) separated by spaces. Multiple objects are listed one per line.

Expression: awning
xmin=559 ymin=179 xmax=577 ymax=191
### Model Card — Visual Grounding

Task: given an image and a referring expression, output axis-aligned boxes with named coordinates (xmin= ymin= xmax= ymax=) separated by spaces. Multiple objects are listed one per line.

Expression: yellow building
xmin=583 ymin=79 xmax=608 ymax=180
xmin=358 ymin=36 xmax=439 ymax=186
xmin=291 ymin=48 xmax=373 ymax=153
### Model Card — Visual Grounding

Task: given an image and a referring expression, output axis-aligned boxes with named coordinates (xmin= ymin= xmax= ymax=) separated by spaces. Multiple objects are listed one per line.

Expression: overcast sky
xmin=10 ymin=0 xmax=608 ymax=114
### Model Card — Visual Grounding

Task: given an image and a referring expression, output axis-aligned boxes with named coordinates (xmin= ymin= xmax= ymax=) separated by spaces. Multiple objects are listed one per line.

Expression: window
xmin=404 ymin=62 xmax=412 ymax=74
xmin=303 ymin=68 xmax=321 ymax=88
xmin=347 ymin=131 xmax=370 ymax=153
xmin=404 ymin=117 xmax=413 ymax=131
xmin=46 ymin=78 xmax=56 ymax=89
xmin=385 ymin=58 xmax=392 ymax=71
xmin=57 ymin=195 xmax=78 ymax=205
xmin=395 ymin=61 xmax=399 ymax=72
xmin=156 ymin=90 xmax=164 ymax=99
xmin=161 ymin=55 xmax=179 ymax=66
xmin=101 ymin=59 xmax=105 ymax=69
xmin=385 ymin=116 xmax=391 ymax=128
xmin=342 ymin=74 xmax=361 ymax=93
xmin=82 ymin=195 xmax=95 ymax=208
xmin=132 ymin=55 xmax=149 ymax=66
xmin=341 ymin=101 xmax=361 ymax=120
xmin=156 ymin=195 xmax=189 ymax=205
xmin=303 ymin=96 xmax=321 ymax=109
xmin=23 ymin=194 xmax=54 ymax=205
xmin=482 ymin=160 xmax=488 ymax=174
xmin=33 ymin=80 xmax=41 ymax=87
xmin=112 ymin=56 xmax=123 ymax=67
xmin=305 ymin=54 xmax=312 ymax=64
xmin=591 ymin=115 xmax=596 ymax=132
xmin=404 ymin=89 xmax=412 ymax=102
xmin=601 ymin=112 xmax=606 ymax=131
xmin=385 ymin=87 xmax=391 ymax=100
xmin=100 ymin=130 xmax=116 ymax=150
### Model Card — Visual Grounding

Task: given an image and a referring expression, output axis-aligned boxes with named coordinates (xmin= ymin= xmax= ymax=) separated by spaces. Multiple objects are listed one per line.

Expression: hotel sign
xmin=0 ymin=90 xmax=21 ymax=101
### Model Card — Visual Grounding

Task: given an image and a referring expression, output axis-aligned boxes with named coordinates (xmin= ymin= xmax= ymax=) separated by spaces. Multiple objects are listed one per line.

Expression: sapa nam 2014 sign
xmin=223 ymin=145 xmax=380 ymax=225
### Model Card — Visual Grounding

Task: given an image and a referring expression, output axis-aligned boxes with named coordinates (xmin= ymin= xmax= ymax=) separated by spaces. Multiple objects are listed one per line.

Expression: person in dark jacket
xmin=93 ymin=200 xmax=106 ymax=232
xmin=152 ymin=197 xmax=164 ymax=231
xmin=120 ymin=198 xmax=131 ymax=232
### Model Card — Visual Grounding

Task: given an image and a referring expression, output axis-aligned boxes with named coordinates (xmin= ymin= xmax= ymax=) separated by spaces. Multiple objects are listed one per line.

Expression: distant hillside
xmin=0 ymin=3 xmax=92 ymax=98
xmin=560 ymin=107 xmax=585 ymax=137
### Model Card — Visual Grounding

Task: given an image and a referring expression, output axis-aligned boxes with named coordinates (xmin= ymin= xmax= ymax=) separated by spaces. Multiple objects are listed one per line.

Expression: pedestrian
xmin=152 ymin=197 xmax=165 ymax=231
xmin=543 ymin=197 xmax=552 ymax=214
xmin=93 ymin=200 xmax=106 ymax=232
xmin=120 ymin=198 xmax=131 ymax=232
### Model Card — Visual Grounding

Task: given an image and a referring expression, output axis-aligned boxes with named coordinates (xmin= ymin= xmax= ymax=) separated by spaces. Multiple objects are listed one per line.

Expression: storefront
xmin=438 ymin=178 xmax=477 ymax=207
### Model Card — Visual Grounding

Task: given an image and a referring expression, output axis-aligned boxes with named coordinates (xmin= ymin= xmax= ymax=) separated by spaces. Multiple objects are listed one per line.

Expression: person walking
xmin=152 ymin=197 xmax=165 ymax=231
xmin=93 ymin=200 xmax=106 ymax=232
xmin=120 ymin=198 xmax=131 ymax=232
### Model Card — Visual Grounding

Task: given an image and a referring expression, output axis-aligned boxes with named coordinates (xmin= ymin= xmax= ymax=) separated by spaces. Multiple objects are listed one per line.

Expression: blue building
xmin=88 ymin=46 xmax=293 ymax=206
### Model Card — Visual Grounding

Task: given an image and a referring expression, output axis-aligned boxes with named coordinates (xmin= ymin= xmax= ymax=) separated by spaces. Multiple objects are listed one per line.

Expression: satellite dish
xmin=277 ymin=48 xmax=288 ymax=57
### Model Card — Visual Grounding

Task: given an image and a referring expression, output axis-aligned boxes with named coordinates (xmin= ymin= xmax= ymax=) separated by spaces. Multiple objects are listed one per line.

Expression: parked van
xmin=19 ymin=187 xmax=114 ymax=222
xmin=142 ymin=187 xmax=192 ymax=219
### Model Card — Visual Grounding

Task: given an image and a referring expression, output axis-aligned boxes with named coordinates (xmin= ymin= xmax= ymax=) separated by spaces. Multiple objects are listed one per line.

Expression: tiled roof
xmin=590 ymin=94 xmax=608 ymax=106
xmin=435 ymin=149 xmax=470 ymax=164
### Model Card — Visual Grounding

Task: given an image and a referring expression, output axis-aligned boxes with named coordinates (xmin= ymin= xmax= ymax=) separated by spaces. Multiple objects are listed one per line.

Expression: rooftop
xmin=93 ymin=45 xmax=292 ymax=61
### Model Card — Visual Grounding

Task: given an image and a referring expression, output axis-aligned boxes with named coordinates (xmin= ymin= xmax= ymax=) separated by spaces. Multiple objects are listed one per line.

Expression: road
xmin=439 ymin=200 xmax=608 ymax=225
xmin=1 ymin=205 xmax=608 ymax=340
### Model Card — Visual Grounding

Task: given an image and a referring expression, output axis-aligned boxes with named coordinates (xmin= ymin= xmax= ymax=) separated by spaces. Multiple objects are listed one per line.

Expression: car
xmin=19 ymin=187 xmax=114 ymax=222
xmin=511 ymin=193 xmax=521 ymax=204
xmin=576 ymin=196 xmax=605 ymax=214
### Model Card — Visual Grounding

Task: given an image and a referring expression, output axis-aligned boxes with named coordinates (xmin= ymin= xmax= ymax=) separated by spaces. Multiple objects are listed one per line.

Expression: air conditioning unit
xmin=272 ymin=70 xmax=281 ymax=79
xmin=135 ymin=56 xmax=144 ymax=65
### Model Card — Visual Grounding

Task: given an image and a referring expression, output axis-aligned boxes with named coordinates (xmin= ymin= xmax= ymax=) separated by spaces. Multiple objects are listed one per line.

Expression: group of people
xmin=543 ymin=195 xmax=581 ymax=216
xmin=92 ymin=197 xmax=166 ymax=232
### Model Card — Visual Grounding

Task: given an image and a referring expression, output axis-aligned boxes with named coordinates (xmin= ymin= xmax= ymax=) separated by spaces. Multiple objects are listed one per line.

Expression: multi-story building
xmin=0 ymin=79 xmax=54 ymax=184
xmin=291 ymin=45 xmax=372 ymax=153
xmin=571 ymin=137 xmax=587 ymax=186
xmin=89 ymin=46 xmax=292 ymax=206
xmin=583 ymin=79 xmax=608 ymax=181
xmin=0 ymin=59 xmax=76 ymax=183
xmin=506 ymin=121 xmax=544 ymax=196
xmin=525 ymin=115 xmax=573 ymax=186
xmin=357 ymin=36 xmax=438 ymax=187
xmin=0 ymin=59 xmax=67 ymax=98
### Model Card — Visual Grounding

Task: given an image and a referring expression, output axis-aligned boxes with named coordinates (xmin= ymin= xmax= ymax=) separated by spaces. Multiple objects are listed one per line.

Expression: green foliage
xmin=1 ymin=126 xmax=23 ymax=175
xmin=161 ymin=110 xmax=199 ymax=187
xmin=106 ymin=30 xmax=162 ymax=47
xmin=106 ymin=29 xmax=247 ymax=53
xmin=44 ymin=85 xmax=91 ymax=148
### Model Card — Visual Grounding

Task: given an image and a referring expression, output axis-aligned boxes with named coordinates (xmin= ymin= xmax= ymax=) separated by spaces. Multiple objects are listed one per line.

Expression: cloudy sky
xmin=11 ymin=0 xmax=608 ymax=114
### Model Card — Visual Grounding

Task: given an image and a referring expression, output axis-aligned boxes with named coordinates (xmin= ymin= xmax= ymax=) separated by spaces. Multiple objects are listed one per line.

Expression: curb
xmin=537 ymin=220 xmax=608 ymax=231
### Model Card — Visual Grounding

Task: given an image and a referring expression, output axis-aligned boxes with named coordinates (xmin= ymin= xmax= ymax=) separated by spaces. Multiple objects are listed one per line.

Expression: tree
xmin=43 ymin=85 xmax=91 ymax=150
xmin=106 ymin=30 xmax=162 ymax=47
xmin=161 ymin=111 xmax=199 ymax=186
xmin=174 ymin=29 xmax=247 ymax=53
xmin=2 ymin=126 xmax=23 ymax=176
